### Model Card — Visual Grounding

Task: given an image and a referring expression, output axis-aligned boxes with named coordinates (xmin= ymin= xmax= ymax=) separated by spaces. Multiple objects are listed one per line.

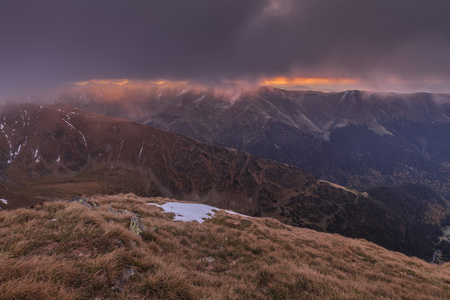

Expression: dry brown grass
xmin=1 ymin=193 xmax=450 ymax=299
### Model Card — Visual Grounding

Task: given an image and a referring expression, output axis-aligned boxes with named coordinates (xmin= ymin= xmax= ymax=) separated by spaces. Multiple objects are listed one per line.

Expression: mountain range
xmin=52 ymin=84 xmax=450 ymax=199
xmin=1 ymin=101 xmax=448 ymax=259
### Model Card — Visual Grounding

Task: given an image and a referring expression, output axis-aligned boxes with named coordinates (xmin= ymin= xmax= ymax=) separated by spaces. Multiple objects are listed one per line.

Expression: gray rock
xmin=108 ymin=206 xmax=119 ymax=216
xmin=111 ymin=266 xmax=136 ymax=292
xmin=129 ymin=216 xmax=146 ymax=235
xmin=69 ymin=196 xmax=93 ymax=208
xmin=202 ymin=256 xmax=215 ymax=264
xmin=122 ymin=209 xmax=139 ymax=217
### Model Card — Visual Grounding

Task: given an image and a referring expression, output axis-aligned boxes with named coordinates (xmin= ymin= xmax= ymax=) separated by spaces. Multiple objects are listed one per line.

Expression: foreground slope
xmin=1 ymin=194 xmax=449 ymax=299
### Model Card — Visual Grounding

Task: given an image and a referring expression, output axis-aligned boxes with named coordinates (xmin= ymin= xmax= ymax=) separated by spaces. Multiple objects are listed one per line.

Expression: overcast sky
xmin=1 ymin=0 xmax=450 ymax=95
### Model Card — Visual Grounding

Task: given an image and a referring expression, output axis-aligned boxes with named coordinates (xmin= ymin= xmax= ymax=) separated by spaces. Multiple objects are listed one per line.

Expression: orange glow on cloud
xmin=65 ymin=79 xmax=192 ymax=102
xmin=261 ymin=77 xmax=358 ymax=86
xmin=70 ymin=79 xmax=130 ymax=86
xmin=69 ymin=79 xmax=190 ymax=86
xmin=67 ymin=77 xmax=359 ymax=92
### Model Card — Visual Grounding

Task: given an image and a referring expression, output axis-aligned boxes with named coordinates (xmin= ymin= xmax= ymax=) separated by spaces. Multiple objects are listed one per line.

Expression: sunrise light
xmin=261 ymin=77 xmax=358 ymax=86
xmin=70 ymin=79 xmax=130 ymax=86
xmin=67 ymin=79 xmax=192 ymax=87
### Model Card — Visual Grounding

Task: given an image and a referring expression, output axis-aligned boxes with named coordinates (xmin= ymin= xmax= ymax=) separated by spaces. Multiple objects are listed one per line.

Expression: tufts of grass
xmin=0 ymin=194 xmax=450 ymax=299
xmin=140 ymin=266 xmax=195 ymax=300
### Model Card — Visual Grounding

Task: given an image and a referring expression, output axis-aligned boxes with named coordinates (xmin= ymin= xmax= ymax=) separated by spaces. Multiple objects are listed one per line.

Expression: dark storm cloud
xmin=1 ymin=0 xmax=450 ymax=94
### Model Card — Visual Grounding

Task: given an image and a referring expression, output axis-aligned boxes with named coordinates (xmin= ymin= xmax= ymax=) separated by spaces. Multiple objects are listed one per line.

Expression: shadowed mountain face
xmin=52 ymin=85 xmax=450 ymax=198
xmin=1 ymin=102 xmax=443 ymax=258
xmin=365 ymin=184 xmax=450 ymax=259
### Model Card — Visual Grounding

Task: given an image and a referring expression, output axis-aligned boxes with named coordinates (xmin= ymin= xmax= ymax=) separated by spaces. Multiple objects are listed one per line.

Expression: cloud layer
xmin=1 ymin=0 xmax=450 ymax=94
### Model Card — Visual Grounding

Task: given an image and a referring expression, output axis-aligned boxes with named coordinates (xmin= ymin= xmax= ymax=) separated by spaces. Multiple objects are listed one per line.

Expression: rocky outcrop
xmin=129 ymin=216 xmax=146 ymax=235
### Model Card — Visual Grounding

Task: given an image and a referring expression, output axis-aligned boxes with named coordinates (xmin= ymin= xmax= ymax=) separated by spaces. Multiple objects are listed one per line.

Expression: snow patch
xmin=0 ymin=199 xmax=7 ymax=205
xmin=1 ymin=128 xmax=13 ymax=163
xmin=231 ymin=91 xmax=241 ymax=101
xmin=217 ymin=101 xmax=233 ymax=109
xmin=62 ymin=119 xmax=90 ymax=156
xmin=147 ymin=202 xmax=248 ymax=223
xmin=368 ymin=125 xmax=393 ymax=136
xmin=117 ymin=140 xmax=124 ymax=162
xmin=194 ymin=94 xmax=206 ymax=105
xmin=177 ymin=87 xmax=189 ymax=97
xmin=138 ymin=143 xmax=144 ymax=158
xmin=14 ymin=143 xmax=22 ymax=156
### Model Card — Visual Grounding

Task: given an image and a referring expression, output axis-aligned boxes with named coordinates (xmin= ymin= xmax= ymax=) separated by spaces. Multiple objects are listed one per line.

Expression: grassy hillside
xmin=1 ymin=194 xmax=450 ymax=299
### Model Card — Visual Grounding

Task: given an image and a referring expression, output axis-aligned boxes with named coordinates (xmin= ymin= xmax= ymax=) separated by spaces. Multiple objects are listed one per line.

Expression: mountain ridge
xmin=0 ymin=102 xmax=441 ymax=258
xmin=48 ymin=84 xmax=450 ymax=197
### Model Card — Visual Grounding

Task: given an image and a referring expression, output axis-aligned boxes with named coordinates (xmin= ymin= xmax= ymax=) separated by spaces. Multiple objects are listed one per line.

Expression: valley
xmin=0 ymin=99 xmax=449 ymax=261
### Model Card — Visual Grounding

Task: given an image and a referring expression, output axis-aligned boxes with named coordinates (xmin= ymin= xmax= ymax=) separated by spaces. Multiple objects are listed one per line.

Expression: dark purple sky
xmin=1 ymin=0 xmax=450 ymax=94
